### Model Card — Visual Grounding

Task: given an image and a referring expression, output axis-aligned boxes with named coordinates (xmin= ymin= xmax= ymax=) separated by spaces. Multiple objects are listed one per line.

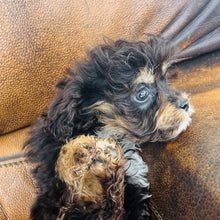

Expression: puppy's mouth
xmin=154 ymin=102 xmax=194 ymax=142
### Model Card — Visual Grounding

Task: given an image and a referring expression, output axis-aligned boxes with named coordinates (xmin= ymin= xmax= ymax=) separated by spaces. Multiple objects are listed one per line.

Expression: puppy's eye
xmin=136 ymin=87 xmax=149 ymax=101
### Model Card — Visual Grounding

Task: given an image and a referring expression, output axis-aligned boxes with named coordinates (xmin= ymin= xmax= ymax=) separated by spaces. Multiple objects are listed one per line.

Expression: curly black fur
xmin=25 ymin=35 xmax=192 ymax=219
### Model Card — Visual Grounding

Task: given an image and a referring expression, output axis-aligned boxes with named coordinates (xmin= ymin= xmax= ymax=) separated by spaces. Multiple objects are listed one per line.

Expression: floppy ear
xmin=46 ymin=43 xmax=115 ymax=141
xmin=47 ymin=76 xmax=98 ymax=141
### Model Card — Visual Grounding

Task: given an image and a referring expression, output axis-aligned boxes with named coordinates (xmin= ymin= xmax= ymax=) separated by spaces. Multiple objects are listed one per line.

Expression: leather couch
xmin=0 ymin=0 xmax=219 ymax=219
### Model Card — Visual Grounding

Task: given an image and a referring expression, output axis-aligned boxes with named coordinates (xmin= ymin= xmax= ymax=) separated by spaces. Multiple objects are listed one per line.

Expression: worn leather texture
xmin=0 ymin=0 xmax=220 ymax=219
xmin=0 ymin=127 xmax=36 ymax=220
xmin=0 ymin=156 xmax=36 ymax=220
xmin=0 ymin=127 xmax=30 ymax=159
xmin=1 ymin=0 xmax=220 ymax=135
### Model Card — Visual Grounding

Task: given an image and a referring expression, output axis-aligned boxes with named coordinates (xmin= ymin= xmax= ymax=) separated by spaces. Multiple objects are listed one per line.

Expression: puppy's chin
xmin=154 ymin=104 xmax=194 ymax=142
xmin=157 ymin=118 xmax=192 ymax=141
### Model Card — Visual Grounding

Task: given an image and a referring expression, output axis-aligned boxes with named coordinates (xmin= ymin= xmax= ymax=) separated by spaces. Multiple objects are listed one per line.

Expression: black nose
xmin=178 ymin=99 xmax=189 ymax=111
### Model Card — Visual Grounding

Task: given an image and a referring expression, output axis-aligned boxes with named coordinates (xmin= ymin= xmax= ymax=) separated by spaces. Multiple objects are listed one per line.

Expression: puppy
xmin=25 ymin=35 xmax=193 ymax=219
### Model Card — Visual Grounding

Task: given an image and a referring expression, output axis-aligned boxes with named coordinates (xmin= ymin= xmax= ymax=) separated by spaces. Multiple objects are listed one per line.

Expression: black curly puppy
xmin=25 ymin=35 xmax=193 ymax=219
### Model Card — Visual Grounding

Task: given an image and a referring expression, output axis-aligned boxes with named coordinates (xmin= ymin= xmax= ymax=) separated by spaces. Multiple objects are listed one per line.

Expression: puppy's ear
xmin=47 ymin=76 xmax=98 ymax=141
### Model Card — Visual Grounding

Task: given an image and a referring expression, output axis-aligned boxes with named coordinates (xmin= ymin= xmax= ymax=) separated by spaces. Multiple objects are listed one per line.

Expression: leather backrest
xmin=1 ymin=0 xmax=219 ymax=135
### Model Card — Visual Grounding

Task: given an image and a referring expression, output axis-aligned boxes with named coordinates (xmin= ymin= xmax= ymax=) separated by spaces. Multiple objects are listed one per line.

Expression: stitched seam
xmin=0 ymin=201 xmax=9 ymax=220
xmin=0 ymin=157 xmax=26 ymax=168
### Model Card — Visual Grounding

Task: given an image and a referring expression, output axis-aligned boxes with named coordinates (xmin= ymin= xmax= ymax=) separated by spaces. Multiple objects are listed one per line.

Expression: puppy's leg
xmin=122 ymin=144 xmax=151 ymax=219
xmin=124 ymin=183 xmax=152 ymax=220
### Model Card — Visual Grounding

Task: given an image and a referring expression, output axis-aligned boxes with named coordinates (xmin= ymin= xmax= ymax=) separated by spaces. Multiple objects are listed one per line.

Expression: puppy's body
xmin=25 ymin=36 xmax=193 ymax=219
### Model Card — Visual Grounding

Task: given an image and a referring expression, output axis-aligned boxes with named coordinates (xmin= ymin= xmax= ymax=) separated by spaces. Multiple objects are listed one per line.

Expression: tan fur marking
xmin=92 ymin=101 xmax=115 ymax=115
xmin=134 ymin=67 xmax=155 ymax=85
xmin=156 ymin=101 xmax=193 ymax=139
xmin=156 ymin=103 xmax=184 ymax=130
xmin=91 ymin=101 xmax=131 ymax=137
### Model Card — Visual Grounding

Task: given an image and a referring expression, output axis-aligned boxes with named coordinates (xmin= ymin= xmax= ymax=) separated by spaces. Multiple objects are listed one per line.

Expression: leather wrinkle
xmin=168 ymin=0 xmax=220 ymax=55
xmin=177 ymin=29 xmax=220 ymax=59
xmin=161 ymin=0 xmax=210 ymax=38
xmin=0 ymin=201 xmax=9 ymax=220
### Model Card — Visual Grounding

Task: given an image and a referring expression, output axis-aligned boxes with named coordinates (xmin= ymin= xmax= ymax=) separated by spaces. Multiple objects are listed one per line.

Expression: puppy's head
xmin=87 ymin=37 xmax=193 ymax=143
xmin=49 ymin=36 xmax=193 ymax=143
xmin=55 ymin=135 xmax=126 ymax=218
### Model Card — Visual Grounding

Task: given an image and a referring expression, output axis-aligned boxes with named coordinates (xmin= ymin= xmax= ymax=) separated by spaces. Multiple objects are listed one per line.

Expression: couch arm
xmin=0 ymin=128 xmax=36 ymax=219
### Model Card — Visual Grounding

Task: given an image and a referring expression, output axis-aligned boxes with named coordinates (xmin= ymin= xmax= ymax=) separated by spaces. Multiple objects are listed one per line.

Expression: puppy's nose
xmin=178 ymin=99 xmax=189 ymax=111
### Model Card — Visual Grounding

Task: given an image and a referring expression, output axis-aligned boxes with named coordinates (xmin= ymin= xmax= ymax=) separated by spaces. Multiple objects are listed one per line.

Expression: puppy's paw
xmin=56 ymin=135 xmax=125 ymax=181
xmin=55 ymin=135 xmax=126 ymax=204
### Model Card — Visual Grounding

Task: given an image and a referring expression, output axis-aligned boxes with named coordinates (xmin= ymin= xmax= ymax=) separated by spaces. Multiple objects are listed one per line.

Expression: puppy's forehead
xmin=133 ymin=67 xmax=155 ymax=85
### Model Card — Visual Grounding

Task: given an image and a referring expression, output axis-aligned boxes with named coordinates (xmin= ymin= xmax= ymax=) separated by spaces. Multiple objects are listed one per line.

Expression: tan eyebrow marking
xmin=133 ymin=67 xmax=155 ymax=85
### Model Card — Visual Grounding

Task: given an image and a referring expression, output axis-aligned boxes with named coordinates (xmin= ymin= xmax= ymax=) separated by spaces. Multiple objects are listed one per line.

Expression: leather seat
xmin=0 ymin=0 xmax=219 ymax=219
